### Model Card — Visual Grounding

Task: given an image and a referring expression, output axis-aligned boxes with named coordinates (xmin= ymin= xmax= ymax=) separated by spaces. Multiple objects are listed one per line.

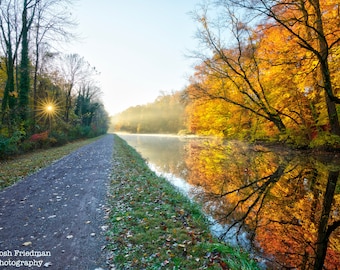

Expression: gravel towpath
xmin=0 ymin=134 xmax=114 ymax=270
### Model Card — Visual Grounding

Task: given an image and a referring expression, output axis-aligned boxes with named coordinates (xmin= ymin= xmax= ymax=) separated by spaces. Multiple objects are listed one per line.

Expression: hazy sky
xmin=66 ymin=1 xmax=202 ymax=116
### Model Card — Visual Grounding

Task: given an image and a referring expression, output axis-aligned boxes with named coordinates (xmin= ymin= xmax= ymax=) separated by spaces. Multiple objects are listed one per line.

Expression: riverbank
xmin=105 ymin=134 xmax=259 ymax=269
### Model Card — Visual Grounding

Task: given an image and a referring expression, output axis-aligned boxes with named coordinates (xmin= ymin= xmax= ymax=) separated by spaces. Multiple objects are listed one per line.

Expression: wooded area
xmin=112 ymin=91 xmax=186 ymax=134
xmin=114 ymin=0 xmax=340 ymax=149
xmin=186 ymin=0 xmax=340 ymax=148
xmin=0 ymin=0 xmax=109 ymax=158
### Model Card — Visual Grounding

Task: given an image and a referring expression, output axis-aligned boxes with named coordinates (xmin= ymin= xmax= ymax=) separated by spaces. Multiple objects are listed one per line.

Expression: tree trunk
xmin=324 ymin=93 xmax=340 ymax=135
xmin=314 ymin=170 xmax=339 ymax=270
xmin=1 ymin=49 xmax=17 ymax=127
xmin=312 ymin=0 xmax=340 ymax=135
xmin=65 ymin=84 xmax=73 ymax=123
xmin=269 ymin=113 xmax=286 ymax=133
xmin=18 ymin=0 xmax=30 ymax=122
xmin=1 ymin=57 xmax=16 ymax=111
xmin=32 ymin=37 xmax=40 ymax=131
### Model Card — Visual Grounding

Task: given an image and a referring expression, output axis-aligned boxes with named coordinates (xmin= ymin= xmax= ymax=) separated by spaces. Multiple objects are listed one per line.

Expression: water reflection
xmin=118 ymin=134 xmax=340 ymax=269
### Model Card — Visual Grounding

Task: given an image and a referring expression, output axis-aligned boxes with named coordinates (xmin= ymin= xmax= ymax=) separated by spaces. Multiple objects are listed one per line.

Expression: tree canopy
xmin=183 ymin=0 xmax=340 ymax=148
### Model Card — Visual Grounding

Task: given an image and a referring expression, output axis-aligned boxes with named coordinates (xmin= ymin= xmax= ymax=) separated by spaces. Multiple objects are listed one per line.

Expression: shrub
xmin=278 ymin=128 xmax=310 ymax=148
xmin=47 ymin=137 xmax=58 ymax=146
xmin=29 ymin=131 xmax=49 ymax=149
xmin=50 ymin=130 xmax=69 ymax=146
xmin=29 ymin=131 xmax=49 ymax=142
xmin=0 ymin=130 xmax=26 ymax=158
xmin=309 ymin=132 xmax=340 ymax=150
xmin=80 ymin=126 xmax=91 ymax=137
xmin=0 ymin=136 xmax=15 ymax=158
xmin=20 ymin=141 xmax=35 ymax=152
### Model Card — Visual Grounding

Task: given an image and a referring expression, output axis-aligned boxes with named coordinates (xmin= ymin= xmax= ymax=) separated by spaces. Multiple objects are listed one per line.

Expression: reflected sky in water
xmin=118 ymin=133 xmax=340 ymax=269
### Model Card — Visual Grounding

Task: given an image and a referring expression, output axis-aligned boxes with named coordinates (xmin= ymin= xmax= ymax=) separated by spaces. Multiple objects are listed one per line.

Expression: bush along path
xmin=0 ymin=134 xmax=113 ymax=269
xmin=105 ymin=135 xmax=259 ymax=270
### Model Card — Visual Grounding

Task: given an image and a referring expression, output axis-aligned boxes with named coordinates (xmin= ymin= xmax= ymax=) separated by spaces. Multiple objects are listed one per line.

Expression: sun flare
xmin=36 ymin=98 xmax=61 ymax=123
xmin=46 ymin=105 xmax=54 ymax=112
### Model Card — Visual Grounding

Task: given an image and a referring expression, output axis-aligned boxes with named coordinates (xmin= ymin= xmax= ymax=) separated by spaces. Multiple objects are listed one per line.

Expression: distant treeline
xmin=112 ymin=92 xmax=186 ymax=134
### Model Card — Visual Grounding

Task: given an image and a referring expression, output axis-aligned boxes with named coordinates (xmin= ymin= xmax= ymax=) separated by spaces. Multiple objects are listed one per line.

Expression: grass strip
xmin=106 ymin=134 xmax=260 ymax=269
xmin=0 ymin=136 xmax=102 ymax=190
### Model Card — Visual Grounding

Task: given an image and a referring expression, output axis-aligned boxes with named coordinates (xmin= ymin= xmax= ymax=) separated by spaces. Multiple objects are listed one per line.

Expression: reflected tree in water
xmin=185 ymin=139 xmax=340 ymax=269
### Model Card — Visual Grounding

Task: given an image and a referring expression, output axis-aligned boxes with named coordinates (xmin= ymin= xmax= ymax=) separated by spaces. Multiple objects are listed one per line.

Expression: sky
xmin=66 ymin=1 xmax=202 ymax=116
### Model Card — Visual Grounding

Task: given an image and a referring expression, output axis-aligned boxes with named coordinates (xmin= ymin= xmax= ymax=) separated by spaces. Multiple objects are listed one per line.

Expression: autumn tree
xmin=31 ymin=0 xmax=75 ymax=125
xmin=0 ymin=0 xmax=75 ymax=130
xmin=90 ymin=103 xmax=109 ymax=135
xmin=75 ymin=82 xmax=101 ymax=127
xmin=59 ymin=54 xmax=94 ymax=122
xmin=189 ymin=5 xmax=289 ymax=134
xmin=215 ymin=0 xmax=340 ymax=135
xmin=0 ymin=0 xmax=22 ymax=127
xmin=1 ymin=0 xmax=43 ymax=123
xmin=256 ymin=24 xmax=318 ymax=140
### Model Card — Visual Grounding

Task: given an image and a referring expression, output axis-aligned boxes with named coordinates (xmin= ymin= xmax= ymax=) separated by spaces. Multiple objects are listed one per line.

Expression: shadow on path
xmin=0 ymin=134 xmax=113 ymax=269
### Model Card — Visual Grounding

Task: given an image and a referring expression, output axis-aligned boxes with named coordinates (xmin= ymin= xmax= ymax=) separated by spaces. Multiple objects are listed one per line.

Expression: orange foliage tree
xmin=186 ymin=0 xmax=340 ymax=146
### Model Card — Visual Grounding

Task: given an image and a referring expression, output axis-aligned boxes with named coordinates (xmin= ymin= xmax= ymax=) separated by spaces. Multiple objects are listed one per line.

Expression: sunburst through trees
xmin=36 ymin=98 xmax=61 ymax=131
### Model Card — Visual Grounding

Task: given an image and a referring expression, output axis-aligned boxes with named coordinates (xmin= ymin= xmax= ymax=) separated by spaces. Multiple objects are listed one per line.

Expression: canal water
xmin=117 ymin=133 xmax=340 ymax=269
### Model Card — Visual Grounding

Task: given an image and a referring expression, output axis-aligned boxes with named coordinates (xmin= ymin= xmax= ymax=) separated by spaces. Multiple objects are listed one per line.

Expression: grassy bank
xmin=106 ymin=135 xmax=259 ymax=269
xmin=0 ymin=136 xmax=102 ymax=190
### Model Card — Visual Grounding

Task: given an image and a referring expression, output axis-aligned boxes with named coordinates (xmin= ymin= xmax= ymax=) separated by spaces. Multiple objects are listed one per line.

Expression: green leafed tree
xmin=18 ymin=0 xmax=38 ymax=122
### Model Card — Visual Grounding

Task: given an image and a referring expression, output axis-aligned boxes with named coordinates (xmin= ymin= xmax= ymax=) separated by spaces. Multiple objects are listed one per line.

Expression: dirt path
xmin=0 ymin=134 xmax=113 ymax=270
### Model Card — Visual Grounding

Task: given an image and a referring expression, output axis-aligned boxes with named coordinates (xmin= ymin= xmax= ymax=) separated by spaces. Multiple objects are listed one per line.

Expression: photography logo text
xmin=0 ymin=250 xmax=51 ymax=268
